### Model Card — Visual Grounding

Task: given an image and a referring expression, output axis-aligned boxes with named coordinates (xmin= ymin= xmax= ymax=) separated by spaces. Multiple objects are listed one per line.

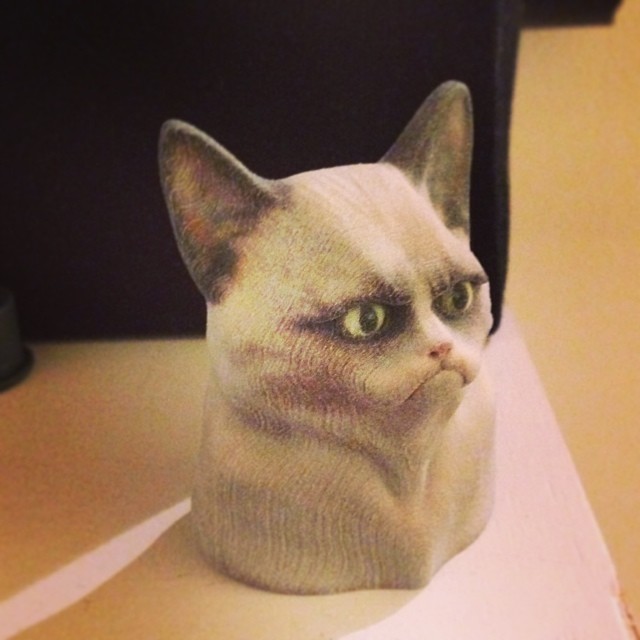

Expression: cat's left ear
xmin=382 ymin=81 xmax=473 ymax=234
xmin=159 ymin=120 xmax=278 ymax=302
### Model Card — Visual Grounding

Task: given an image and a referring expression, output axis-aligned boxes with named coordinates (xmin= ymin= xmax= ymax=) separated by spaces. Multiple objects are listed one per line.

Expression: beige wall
xmin=508 ymin=0 xmax=640 ymax=617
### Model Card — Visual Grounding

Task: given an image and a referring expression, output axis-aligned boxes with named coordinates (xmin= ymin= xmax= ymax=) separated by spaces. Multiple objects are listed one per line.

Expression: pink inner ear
xmin=168 ymin=146 xmax=219 ymax=251
xmin=447 ymin=102 xmax=470 ymax=154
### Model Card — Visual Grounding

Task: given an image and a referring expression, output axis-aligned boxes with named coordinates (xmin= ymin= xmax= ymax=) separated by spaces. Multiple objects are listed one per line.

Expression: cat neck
xmin=201 ymin=380 xmax=462 ymax=501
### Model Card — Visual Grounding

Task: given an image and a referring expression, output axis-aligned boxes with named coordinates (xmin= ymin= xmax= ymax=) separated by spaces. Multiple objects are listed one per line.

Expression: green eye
xmin=340 ymin=302 xmax=388 ymax=340
xmin=434 ymin=281 xmax=475 ymax=319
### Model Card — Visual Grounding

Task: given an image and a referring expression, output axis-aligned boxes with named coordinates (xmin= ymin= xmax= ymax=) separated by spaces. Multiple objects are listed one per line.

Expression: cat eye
xmin=433 ymin=280 xmax=475 ymax=320
xmin=339 ymin=302 xmax=389 ymax=340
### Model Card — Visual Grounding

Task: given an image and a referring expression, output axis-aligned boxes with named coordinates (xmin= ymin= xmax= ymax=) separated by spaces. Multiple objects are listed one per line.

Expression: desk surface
xmin=0 ymin=312 xmax=633 ymax=639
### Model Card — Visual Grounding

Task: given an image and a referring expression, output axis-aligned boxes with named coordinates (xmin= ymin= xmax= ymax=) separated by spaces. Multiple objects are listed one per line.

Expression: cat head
xmin=159 ymin=82 xmax=492 ymax=440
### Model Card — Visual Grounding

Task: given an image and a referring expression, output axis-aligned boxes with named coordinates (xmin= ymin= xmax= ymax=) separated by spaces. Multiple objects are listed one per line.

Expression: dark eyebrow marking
xmin=430 ymin=264 xmax=489 ymax=297
xmin=294 ymin=278 xmax=412 ymax=326
xmin=363 ymin=278 xmax=413 ymax=306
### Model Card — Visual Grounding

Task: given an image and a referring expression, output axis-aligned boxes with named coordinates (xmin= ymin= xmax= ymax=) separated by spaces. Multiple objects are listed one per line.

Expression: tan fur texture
xmin=160 ymin=82 xmax=495 ymax=594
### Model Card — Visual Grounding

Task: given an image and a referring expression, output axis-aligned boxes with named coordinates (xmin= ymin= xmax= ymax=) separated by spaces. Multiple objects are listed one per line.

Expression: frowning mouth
xmin=442 ymin=361 xmax=471 ymax=386
xmin=403 ymin=367 xmax=466 ymax=404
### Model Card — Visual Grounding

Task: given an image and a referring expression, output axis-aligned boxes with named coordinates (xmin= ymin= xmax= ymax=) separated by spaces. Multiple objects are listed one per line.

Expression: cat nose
xmin=428 ymin=341 xmax=452 ymax=360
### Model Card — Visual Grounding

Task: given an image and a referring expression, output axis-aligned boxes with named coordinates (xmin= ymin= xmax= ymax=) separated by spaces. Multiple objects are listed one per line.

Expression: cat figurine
xmin=159 ymin=81 xmax=495 ymax=595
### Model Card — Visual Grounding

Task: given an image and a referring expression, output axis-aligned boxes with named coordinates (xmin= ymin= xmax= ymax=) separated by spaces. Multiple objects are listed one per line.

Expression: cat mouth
xmin=404 ymin=367 xmax=467 ymax=404
xmin=442 ymin=361 xmax=471 ymax=385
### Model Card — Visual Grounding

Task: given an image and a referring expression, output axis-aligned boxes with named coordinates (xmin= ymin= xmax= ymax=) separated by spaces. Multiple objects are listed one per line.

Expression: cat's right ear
xmin=159 ymin=120 xmax=278 ymax=302
xmin=382 ymin=81 xmax=473 ymax=235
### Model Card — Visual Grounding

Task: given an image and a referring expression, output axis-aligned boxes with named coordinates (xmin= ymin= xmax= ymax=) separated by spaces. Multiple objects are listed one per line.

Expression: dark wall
xmin=523 ymin=0 xmax=622 ymax=26
xmin=1 ymin=1 xmax=520 ymax=339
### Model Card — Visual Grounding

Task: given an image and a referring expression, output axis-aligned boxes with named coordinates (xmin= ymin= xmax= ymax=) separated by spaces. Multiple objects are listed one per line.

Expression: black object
xmin=524 ymin=0 xmax=622 ymax=26
xmin=1 ymin=0 xmax=520 ymax=339
xmin=0 ymin=288 xmax=34 ymax=392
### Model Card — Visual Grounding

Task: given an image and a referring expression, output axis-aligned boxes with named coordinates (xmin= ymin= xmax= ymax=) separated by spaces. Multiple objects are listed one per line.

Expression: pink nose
xmin=429 ymin=342 xmax=452 ymax=360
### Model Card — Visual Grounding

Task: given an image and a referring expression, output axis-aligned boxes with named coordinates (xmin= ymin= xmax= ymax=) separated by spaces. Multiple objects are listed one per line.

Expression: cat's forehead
xmin=229 ymin=163 xmax=484 ymax=314
xmin=282 ymin=163 xmax=479 ymax=277
xmin=285 ymin=163 xmax=429 ymax=230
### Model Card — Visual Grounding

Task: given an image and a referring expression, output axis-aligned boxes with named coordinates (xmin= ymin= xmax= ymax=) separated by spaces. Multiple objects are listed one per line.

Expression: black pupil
xmin=451 ymin=284 xmax=469 ymax=310
xmin=360 ymin=305 xmax=380 ymax=333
